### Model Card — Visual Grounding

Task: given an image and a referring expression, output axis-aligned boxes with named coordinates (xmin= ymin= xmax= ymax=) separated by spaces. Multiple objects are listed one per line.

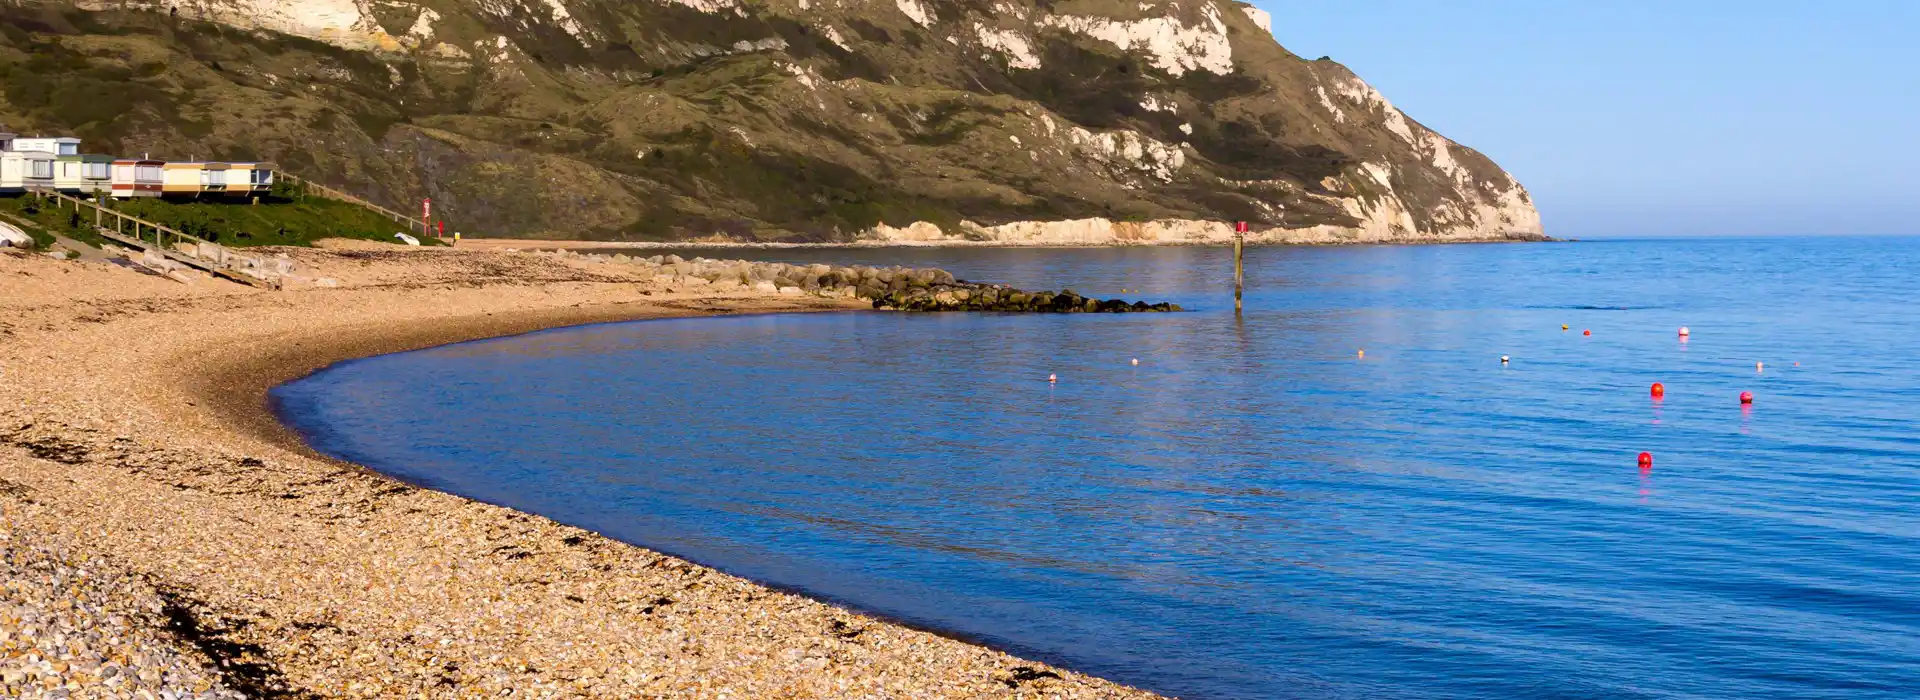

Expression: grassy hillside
xmin=0 ymin=1 xmax=1536 ymax=242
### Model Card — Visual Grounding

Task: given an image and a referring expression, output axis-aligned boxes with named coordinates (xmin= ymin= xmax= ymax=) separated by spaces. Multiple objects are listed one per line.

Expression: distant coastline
xmin=458 ymin=231 xmax=1555 ymax=252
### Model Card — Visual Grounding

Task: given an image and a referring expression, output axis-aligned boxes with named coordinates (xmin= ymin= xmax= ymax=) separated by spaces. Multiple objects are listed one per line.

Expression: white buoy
xmin=1048 ymin=373 xmax=1057 ymax=383
xmin=1501 ymin=355 xmax=1510 ymax=364
xmin=1131 ymin=358 xmax=1139 ymax=366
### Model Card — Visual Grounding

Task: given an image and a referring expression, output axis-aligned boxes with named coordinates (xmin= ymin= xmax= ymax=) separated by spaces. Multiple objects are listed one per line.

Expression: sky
xmin=1253 ymin=1 xmax=1920 ymax=237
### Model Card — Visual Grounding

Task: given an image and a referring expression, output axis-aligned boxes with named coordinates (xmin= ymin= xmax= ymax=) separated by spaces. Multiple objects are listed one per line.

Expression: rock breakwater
xmin=541 ymin=250 xmax=1182 ymax=313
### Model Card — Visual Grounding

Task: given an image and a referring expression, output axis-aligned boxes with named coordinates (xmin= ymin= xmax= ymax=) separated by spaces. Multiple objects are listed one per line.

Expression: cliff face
xmin=3 ymin=0 xmax=1542 ymax=243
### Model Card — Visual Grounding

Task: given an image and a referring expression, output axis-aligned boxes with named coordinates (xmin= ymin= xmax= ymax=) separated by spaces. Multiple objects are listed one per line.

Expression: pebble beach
xmin=0 ymin=241 xmax=1158 ymax=698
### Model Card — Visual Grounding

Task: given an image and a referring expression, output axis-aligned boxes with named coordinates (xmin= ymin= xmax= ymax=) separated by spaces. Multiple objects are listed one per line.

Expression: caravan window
xmin=29 ymin=160 xmax=52 ymax=179
xmin=62 ymin=162 xmax=77 ymax=178
xmin=58 ymin=143 xmax=78 ymax=156
xmin=251 ymin=169 xmax=272 ymax=185
xmin=138 ymin=165 xmax=162 ymax=181
xmin=85 ymin=162 xmax=109 ymax=179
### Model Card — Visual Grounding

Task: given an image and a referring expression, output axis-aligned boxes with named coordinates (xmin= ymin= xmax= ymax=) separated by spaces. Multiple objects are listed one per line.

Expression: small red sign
xmin=1236 ymin=221 xmax=1249 ymax=233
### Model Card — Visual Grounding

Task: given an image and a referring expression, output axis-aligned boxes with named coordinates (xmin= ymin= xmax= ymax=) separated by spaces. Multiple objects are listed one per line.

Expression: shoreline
xmin=0 ymin=244 xmax=1159 ymax=697
xmin=206 ymin=302 xmax=841 ymax=460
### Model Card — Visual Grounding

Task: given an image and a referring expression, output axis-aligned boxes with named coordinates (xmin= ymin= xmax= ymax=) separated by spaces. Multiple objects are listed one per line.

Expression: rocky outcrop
xmin=539 ymin=249 xmax=1179 ymax=311
xmin=17 ymin=0 xmax=1542 ymax=244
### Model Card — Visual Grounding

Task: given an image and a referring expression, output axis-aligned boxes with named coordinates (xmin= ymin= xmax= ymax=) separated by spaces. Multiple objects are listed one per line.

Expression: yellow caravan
xmin=228 ymin=162 xmax=278 ymax=197
xmin=54 ymin=154 xmax=114 ymax=195
xmin=162 ymin=162 xmax=225 ymax=197
xmin=161 ymin=161 xmax=277 ymax=198
xmin=1 ymin=149 xmax=56 ymax=193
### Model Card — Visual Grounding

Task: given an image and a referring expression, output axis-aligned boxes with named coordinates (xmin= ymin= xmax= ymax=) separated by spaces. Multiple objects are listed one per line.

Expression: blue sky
xmin=1252 ymin=1 xmax=1920 ymax=237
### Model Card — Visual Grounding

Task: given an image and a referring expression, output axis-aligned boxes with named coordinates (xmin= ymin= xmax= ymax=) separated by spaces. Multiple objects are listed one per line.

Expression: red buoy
xmin=1650 ymin=382 xmax=1665 ymax=399
xmin=1740 ymin=391 xmax=1754 ymax=405
xmin=1583 ymin=329 xmax=1592 ymax=336
xmin=1638 ymin=452 xmax=1653 ymax=469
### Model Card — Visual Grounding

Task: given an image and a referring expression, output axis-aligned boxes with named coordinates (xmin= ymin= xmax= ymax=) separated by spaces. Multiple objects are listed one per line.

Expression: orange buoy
xmin=1583 ymin=329 xmax=1592 ymax=336
xmin=1651 ymin=382 xmax=1665 ymax=399
xmin=1561 ymin=324 xmax=1569 ymax=331
xmin=1638 ymin=452 xmax=1653 ymax=469
xmin=1739 ymin=391 xmax=1753 ymax=404
xmin=1357 ymin=349 xmax=1365 ymax=359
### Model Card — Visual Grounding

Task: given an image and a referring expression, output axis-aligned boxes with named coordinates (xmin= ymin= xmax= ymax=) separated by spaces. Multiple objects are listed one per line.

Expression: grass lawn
xmin=0 ymin=189 xmax=444 ymax=249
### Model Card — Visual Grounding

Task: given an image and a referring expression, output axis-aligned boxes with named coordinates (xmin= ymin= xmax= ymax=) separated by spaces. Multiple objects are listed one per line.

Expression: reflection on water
xmin=277 ymin=238 xmax=1920 ymax=699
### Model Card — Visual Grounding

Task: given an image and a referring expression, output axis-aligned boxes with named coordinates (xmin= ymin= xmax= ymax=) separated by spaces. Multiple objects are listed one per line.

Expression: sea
xmin=272 ymin=237 xmax=1920 ymax=699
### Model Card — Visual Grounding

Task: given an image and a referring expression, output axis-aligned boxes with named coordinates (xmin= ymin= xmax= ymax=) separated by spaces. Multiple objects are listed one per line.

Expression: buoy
xmin=1561 ymin=324 xmax=1569 ymax=331
xmin=1048 ymin=373 xmax=1057 ymax=383
xmin=1500 ymin=355 xmax=1510 ymax=364
xmin=1638 ymin=452 xmax=1653 ymax=469
xmin=1678 ymin=326 xmax=1690 ymax=337
xmin=1357 ymin=349 xmax=1365 ymax=359
xmin=1130 ymin=358 xmax=1139 ymax=366
xmin=1651 ymin=382 xmax=1665 ymax=399
xmin=1793 ymin=362 xmax=1799 ymax=366
xmin=1740 ymin=391 xmax=1753 ymax=404
xmin=1583 ymin=329 xmax=1592 ymax=336
xmin=1756 ymin=362 xmax=1764 ymax=373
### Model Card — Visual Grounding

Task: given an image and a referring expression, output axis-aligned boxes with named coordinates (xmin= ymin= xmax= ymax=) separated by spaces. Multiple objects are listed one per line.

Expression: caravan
xmin=55 ymin=154 xmax=114 ymax=195
xmin=11 ymin=137 xmax=81 ymax=156
xmin=162 ymin=162 xmax=227 ymax=197
xmin=228 ymin=162 xmax=278 ymax=197
xmin=0 ymin=150 xmax=56 ymax=193
xmin=161 ymin=161 xmax=278 ymax=199
xmin=111 ymin=159 xmax=166 ymax=198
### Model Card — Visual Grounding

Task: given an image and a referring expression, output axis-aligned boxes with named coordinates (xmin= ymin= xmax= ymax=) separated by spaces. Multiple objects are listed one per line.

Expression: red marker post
xmin=1233 ymin=221 xmax=1248 ymax=313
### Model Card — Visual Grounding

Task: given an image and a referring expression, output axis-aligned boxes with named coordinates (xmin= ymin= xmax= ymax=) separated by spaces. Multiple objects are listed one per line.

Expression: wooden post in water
xmin=1233 ymin=221 xmax=1247 ymax=313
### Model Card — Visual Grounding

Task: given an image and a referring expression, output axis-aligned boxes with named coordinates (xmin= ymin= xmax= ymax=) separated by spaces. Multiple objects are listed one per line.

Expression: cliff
xmin=1 ymin=0 xmax=1543 ymax=244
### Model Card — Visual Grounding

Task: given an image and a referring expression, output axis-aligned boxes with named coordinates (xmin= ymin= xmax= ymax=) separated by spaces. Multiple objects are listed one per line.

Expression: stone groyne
xmin=545 ymin=251 xmax=1183 ymax=313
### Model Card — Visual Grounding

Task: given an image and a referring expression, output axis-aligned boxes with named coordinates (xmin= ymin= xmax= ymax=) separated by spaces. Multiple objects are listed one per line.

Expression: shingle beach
xmin=0 ymin=241 xmax=1159 ymax=698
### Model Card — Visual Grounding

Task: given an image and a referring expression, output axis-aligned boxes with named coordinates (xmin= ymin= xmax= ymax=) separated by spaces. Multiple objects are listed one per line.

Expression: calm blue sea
xmin=273 ymin=238 xmax=1920 ymax=699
